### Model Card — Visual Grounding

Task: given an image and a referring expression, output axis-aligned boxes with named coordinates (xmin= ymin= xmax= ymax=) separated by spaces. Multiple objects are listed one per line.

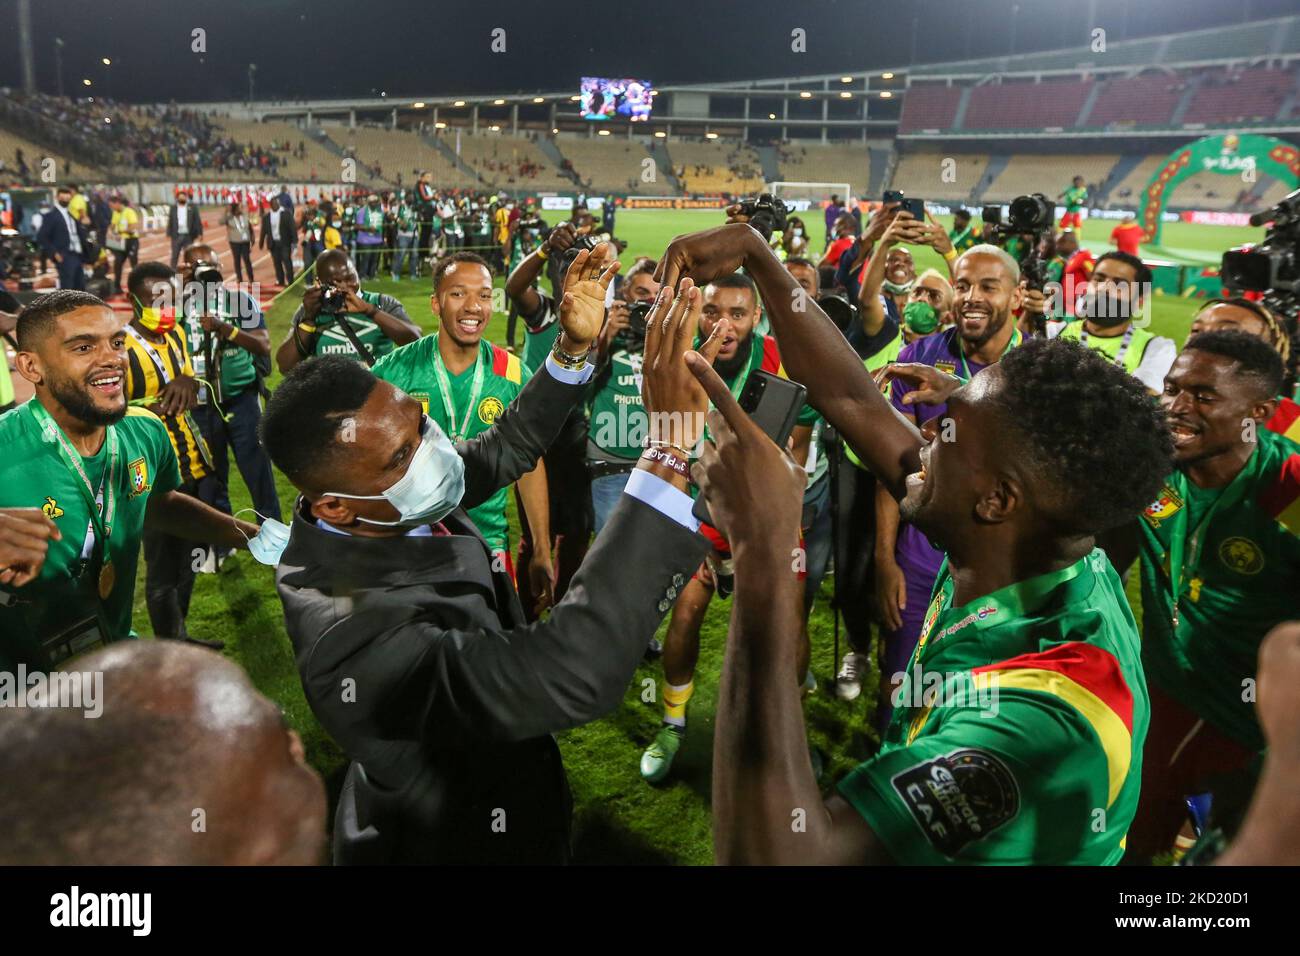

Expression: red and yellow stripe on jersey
xmin=490 ymin=344 xmax=524 ymax=384
xmin=1259 ymin=447 xmax=1300 ymax=535
xmin=1267 ymin=396 xmax=1300 ymax=447
xmin=973 ymin=642 xmax=1135 ymax=807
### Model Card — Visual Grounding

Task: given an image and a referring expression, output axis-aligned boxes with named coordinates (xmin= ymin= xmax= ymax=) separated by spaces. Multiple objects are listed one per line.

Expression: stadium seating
xmin=961 ymin=78 xmax=1095 ymax=131
xmin=897 ymin=83 xmax=962 ymax=133
xmin=554 ymin=136 xmax=658 ymax=194
xmin=331 ymin=125 xmax=467 ymax=189
xmin=666 ymin=138 xmax=764 ymax=195
xmin=210 ymin=119 xmax=339 ymax=182
xmin=888 ymin=151 xmax=991 ymax=203
xmin=771 ymin=143 xmax=871 ymax=197
xmin=981 ymin=154 xmax=1120 ymax=204
xmin=1088 ymin=73 xmax=1189 ymax=129
xmin=453 ymin=132 xmax=573 ymax=191
xmin=1105 ymin=154 xmax=1169 ymax=207
xmin=1170 ymin=170 xmax=1256 ymax=211
xmin=1180 ymin=67 xmax=1296 ymax=126
xmin=0 ymin=128 xmax=99 ymax=182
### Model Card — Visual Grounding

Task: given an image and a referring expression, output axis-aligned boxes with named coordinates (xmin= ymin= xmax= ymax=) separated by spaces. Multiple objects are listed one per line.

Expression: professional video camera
xmin=982 ymin=193 xmax=1054 ymax=292
xmin=1222 ymin=187 xmax=1300 ymax=323
xmin=0 ymin=233 xmax=39 ymax=283
xmin=817 ymin=293 xmax=859 ymax=334
xmin=735 ymin=192 xmax=789 ymax=242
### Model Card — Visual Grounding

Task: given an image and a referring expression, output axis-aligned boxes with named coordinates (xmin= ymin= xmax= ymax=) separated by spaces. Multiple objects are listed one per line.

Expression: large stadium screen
xmin=580 ymin=77 xmax=653 ymax=122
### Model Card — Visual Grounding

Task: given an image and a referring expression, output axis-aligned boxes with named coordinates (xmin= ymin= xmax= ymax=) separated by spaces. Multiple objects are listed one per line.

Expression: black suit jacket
xmin=277 ymin=367 xmax=708 ymax=864
xmin=167 ymin=203 xmax=202 ymax=241
xmin=35 ymin=207 xmax=89 ymax=259
xmin=260 ymin=209 xmax=296 ymax=248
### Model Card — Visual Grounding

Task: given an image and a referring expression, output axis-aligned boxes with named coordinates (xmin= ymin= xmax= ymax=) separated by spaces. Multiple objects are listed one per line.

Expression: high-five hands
xmin=640 ymin=278 xmax=729 ymax=453
xmin=558 ymin=242 xmax=620 ymax=350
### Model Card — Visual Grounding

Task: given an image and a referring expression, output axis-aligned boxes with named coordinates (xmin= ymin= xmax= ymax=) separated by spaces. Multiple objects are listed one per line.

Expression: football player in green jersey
xmin=1102 ymin=331 xmax=1300 ymax=861
xmin=0 ymin=291 xmax=269 ymax=671
xmin=658 ymin=222 xmax=1173 ymax=864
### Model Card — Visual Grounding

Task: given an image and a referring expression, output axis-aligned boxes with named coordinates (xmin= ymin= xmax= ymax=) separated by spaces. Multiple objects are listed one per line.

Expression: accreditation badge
xmin=39 ymin=613 xmax=112 ymax=669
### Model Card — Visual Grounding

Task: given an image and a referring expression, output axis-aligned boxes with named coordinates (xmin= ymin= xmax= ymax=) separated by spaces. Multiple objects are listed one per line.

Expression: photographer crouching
xmin=276 ymin=248 xmax=420 ymax=374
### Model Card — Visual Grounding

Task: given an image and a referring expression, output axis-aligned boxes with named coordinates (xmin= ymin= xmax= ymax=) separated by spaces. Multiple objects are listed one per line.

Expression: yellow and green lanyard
xmin=1164 ymin=464 xmax=1251 ymax=629
xmin=431 ymin=335 xmax=487 ymax=442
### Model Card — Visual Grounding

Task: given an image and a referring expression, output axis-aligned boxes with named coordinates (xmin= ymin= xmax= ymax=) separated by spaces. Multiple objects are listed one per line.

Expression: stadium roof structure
xmin=150 ymin=16 xmax=1299 ymax=149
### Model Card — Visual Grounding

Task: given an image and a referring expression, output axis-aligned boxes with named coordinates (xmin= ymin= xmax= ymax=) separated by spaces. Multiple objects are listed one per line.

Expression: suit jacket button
xmin=672 ymin=573 xmax=685 ymax=587
xmin=665 ymin=586 xmax=678 ymax=601
xmin=657 ymin=598 xmax=671 ymax=613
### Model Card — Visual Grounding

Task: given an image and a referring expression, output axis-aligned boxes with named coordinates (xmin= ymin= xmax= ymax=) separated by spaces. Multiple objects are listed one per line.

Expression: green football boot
xmin=640 ymin=723 xmax=685 ymax=784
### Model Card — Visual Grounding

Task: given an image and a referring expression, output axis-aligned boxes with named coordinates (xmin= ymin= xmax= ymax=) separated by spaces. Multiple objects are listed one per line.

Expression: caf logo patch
xmin=410 ymin=391 xmax=431 ymax=416
xmin=42 ymin=497 xmax=64 ymax=519
xmin=128 ymin=457 xmax=151 ymax=497
xmin=478 ymin=396 xmax=505 ymax=425
xmin=1142 ymin=485 xmax=1184 ymax=528
xmin=1219 ymin=536 xmax=1264 ymax=575
xmin=891 ymin=748 xmax=1020 ymax=858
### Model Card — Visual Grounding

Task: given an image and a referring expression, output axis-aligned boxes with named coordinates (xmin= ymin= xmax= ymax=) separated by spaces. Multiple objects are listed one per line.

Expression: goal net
xmin=766 ymin=181 xmax=851 ymax=212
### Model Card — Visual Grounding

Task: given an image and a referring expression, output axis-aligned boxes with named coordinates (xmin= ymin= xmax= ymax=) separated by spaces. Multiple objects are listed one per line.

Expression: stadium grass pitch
xmin=130 ymin=209 xmax=1260 ymax=863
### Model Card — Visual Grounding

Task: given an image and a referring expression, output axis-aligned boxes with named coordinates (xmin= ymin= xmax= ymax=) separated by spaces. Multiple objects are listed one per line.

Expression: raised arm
xmin=688 ymin=354 xmax=889 ymax=865
xmin=657 ymin=222 xmax=923 ymax=493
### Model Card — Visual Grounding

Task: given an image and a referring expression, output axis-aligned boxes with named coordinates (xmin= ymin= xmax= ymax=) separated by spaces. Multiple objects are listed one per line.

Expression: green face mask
xmin=903 ymin=300 xmax=939 ymax=335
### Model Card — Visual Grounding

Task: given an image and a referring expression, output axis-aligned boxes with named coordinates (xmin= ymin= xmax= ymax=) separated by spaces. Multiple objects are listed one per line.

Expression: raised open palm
xmin=558 ymin=243 xmax=620 ymax=348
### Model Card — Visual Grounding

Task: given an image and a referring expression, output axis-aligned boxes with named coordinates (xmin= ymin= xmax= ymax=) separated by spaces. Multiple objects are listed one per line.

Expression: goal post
xmin=766 ymin=181 xmax=852 ymax=211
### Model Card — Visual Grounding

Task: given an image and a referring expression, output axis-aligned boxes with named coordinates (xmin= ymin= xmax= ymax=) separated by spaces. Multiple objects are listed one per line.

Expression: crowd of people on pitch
xmin=1 ymin=183 xmax=1299 ymax=867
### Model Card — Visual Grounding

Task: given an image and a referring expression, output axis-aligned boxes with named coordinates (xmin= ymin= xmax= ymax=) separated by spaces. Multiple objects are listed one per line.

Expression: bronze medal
xmin=98 ymin=560 xmax=116 ymax=600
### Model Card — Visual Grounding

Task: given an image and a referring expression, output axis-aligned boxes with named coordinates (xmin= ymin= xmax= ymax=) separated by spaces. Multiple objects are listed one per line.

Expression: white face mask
xmin=883 ymin=278 xmax=916 ymax=296
xmin=323 ymin=415 xmax=466 ymax=528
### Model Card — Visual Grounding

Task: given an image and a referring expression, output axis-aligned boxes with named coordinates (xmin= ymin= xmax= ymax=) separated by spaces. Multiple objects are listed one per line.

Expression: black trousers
xmin=111 ymin=238 xmax=139 ymax=291
xmin=229 ymin=240 xmax=254 ymax=283
xmin=833 ymin=460 xmax=879 ymax=655
xmin=192 ymin=388 xmax=282 ymax=523
xmin=269 ymin=241 xmax=295 ymax=285
xmin=142 ymin=477 xmax=216 ymax=639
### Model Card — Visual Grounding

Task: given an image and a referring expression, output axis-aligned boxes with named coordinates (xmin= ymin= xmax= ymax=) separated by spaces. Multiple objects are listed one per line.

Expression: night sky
xmin=4 ymin=0 xmax=1294 ymax=103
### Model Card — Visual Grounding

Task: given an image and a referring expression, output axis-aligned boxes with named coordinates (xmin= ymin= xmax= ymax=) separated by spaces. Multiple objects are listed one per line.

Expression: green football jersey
xmin=521 ymin=291 xmax=562 ymax=375
xmin=182 ymin=288 xmax=266 ymax=396
xmin=1064 ymin=186 xmax=1088 ymax=212
xmin=587 ymin=347 xmax=646 ymax=461
xmin=837 ymin=549 xmax=1147 ymax=865
xmin=0 ymin=400 xmax=181 ymax=670
xmin=296 ymin=291 xmax=405 ymax=364
xmin=1137 ymin=429 xmax=1300 ymax=751
xmin=372 ymin=334 xmax=531 ymax=554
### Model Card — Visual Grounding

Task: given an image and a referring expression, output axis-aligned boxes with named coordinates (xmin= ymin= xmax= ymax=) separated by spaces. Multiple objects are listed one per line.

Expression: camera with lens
xmin=982 ymin=194 xmax=1053 ymax=292
xmin=817 ymin=293 xmax=859 ymax=335
xmin=1222 ymin=188 xmax=1300 ymax=322
xmin=614 ymin=299 xmax=652 ymax=350
xmin=735 ymin=193 xmax=790 ymax=242
xmin=320 ymin=285 xmax=348 ymax=314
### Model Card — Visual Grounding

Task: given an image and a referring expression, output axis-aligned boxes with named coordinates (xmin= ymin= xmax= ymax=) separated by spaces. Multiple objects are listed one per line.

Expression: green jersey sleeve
xmin=837 ymin=690 xmax=1123 ymax=865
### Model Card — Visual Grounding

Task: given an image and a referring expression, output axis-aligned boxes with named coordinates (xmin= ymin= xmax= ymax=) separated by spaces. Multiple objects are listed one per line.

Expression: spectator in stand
xmin=1110 ymin=213 xmax=1144 ymax=257
xmin=106 ymin=194 xmax=140 ymax=295
xmin=223 ymin=200 xmax=255 ymax=284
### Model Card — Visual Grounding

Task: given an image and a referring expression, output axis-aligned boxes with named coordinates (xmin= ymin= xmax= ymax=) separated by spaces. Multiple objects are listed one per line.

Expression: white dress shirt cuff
xmin=624 ymin=468 xmax=701 ymax=533
xmin=545 ymin=352 xmax=596 ymax=385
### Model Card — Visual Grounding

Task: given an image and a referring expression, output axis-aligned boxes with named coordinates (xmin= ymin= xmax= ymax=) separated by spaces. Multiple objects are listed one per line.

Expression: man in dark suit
xmin=260 ymin=196 xmax=297 ymax=286
xmin=262 ymin=246 xmax=729 ymax=863
xmin=35 ymin=186 xmax=89 ymax=290
xmin=167 ymin=190 xmax=203 ymax=269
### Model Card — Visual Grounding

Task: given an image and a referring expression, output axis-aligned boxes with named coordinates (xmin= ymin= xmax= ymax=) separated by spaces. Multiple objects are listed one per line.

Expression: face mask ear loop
xmin=233 ymin=508 xmax=269 ymax=535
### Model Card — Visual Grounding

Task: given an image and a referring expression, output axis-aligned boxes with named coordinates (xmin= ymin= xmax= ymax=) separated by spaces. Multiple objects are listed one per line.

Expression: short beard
xmin=48 ymin=372 xmax=126 ymax=428
xmin=713 ymin=334 xmax=754 ymax=381
xmin=960 ymin=309 xmax=1009 ymax=351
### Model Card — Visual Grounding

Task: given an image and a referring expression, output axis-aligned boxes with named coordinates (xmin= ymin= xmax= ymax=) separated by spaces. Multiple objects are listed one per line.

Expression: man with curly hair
xmin=654 ymin=221 xmax=1175 ymax=864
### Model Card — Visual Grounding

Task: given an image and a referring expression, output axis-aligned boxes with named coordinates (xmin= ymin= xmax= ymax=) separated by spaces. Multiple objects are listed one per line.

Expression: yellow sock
xmin=663 ymin=680 xmax=694 ymax=727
